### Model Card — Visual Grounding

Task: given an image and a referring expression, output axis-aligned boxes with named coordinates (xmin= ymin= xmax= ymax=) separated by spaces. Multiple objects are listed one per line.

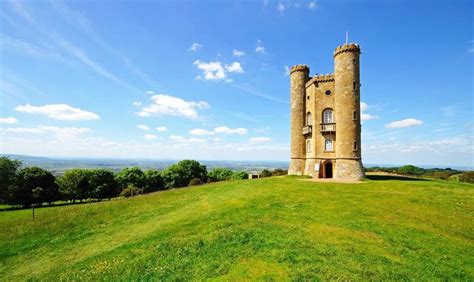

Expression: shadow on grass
xmin=365 ymin=175 xmax=428 ymax=181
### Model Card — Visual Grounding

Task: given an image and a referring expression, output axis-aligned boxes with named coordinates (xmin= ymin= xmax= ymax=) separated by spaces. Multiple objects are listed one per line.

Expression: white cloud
xmin=233 ymin=49 xmax=245 ymax=57
xmin=360 ymin=102 xmax=378 ymax=121
xmin=2 ymin=125 xmax=91 ymax=139
xmin=385 ymin=118 xmax=424 ymax=129
xmin=144 ymin=134 xmax=157 ymax=140
xmin=14 ymin=104 xmax=100 ymax=120
xmin=188 ymin=42 xmax=202 ymax=51
xmin=137 ymin=94 xmax=209 ymax=119
xmin=284 ymin=65 xmax=290 ymax=76
xmin=156 ymin=126 xmax=167 ymax=132
xmin=0 ymin=117 xmax=18 ymax=124
xmin=193 ymin=60 xmax=244 ymax=81
xmin=255 ymin=46 xmax=266 ymax=54
xmin=133 ymin=101 xmax=142 ymax=107
xmin=170 ymin=135 xmax=206 ymax=143
xmin=308 ymin=1 xmax=317 ymax=9
xmin=189 ymin=128 xmax=214 ymax=136
xmin=277 ymin=3 xmax=285 ymax=13
xmin=214 ymin=126 xmax=248 ymax=135
xmin=137 ymin=124 xmax=150 ymax=131
xmin=146 ymin=90 xmax=155 ymax=94
xmin=249 ymin=137 xmax=272 ymax=144
xmin=225 ymin=62 xmax=244 ymax=73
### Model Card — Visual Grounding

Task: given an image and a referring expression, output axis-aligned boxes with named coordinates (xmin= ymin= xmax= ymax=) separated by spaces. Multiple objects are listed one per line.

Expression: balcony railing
xmin=302 ymin=126 xmax=312 ymax=135
xmin=320 ymin=123 xmax=336 ymax=132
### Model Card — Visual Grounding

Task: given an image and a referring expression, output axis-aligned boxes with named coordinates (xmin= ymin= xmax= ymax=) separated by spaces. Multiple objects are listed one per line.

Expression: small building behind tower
xmin=288 ymin=43 xmax=364 ymax=181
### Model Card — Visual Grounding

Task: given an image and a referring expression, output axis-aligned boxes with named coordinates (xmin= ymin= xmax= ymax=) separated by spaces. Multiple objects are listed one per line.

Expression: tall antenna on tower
xmin=345 ymin=31 xmax=349 ymax=44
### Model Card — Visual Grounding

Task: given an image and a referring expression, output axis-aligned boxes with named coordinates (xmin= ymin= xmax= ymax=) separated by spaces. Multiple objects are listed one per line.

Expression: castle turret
xmin=288 ymin=65 xmax=309 ymax=175
xmin=333 ymin=43 xmax=364 ymax=180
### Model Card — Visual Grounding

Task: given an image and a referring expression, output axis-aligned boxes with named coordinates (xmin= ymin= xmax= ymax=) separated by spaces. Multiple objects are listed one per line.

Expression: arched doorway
xmin=318 ymin=160 xmax=333 ymax=178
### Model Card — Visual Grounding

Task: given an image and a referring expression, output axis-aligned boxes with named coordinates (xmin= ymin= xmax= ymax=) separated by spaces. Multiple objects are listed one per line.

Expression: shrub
xmin=397 ymin=165 xmax=424 ymax=176
xmin=188 ymin=178 xmax=203 ymax=186
xmin=271 ymin=169 xmax=288 ymax=176
xmin=260 ymin=169 xmax=272 ymax=178
xmin=119 ymin=186 xmax=142 ymax=198
xmin=116 ymin=167 xmax=146 ymax=189
xmin=459 ymin=171 xmax=474 ymax=183
xmin=232 ymin=171 xmax=249 ymax=180
xmin=208 ymin=168 xmax=233 ymax=182
xmin=162 ymin=160 xmax=207 ymax=189
xmin=144 ymin=169 xmax=164 ymax=193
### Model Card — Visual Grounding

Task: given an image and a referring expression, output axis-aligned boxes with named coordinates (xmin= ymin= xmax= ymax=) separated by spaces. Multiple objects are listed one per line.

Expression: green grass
xmin=1 ymin=176 xmax=473 ymax=280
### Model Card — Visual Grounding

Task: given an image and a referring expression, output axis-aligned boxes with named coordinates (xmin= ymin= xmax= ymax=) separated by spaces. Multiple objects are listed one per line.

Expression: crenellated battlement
xmin=290 ymin=64 xmax=310 ymax=74
xmin=333 ymin=43 xmax=361 ymax=57
xmin=305 ymin=73 xmax=335 ymax=88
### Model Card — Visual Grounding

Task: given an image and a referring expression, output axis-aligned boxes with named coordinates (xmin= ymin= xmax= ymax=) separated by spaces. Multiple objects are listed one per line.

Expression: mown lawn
xmin=0 ymin=176 xmax=473 ymax=280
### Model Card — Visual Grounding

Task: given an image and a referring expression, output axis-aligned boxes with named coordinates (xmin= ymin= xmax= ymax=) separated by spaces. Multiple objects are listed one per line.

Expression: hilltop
xmin=1 ymin=176 xmax=472 ymax=280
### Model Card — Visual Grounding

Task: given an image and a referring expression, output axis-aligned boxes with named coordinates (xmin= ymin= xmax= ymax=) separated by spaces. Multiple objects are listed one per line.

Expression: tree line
xmin=0 ymin=157 xmax=252 ymax=208
xmin=365 ymin=165 xmax=474 ymax=183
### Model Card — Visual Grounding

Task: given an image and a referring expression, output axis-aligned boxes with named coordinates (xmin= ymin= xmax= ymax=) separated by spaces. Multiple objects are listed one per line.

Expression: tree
xmin=260 ymin=169 xmax=272 ymax=178
xmin=208 ymin=168 xmax=233 ymax=182
xmin=397 ymin=165 xmax=423 ymax=177
xmin=115 ymin=167 xmax=146 ymax=190
xmin=88 ymin=169 xmax=119 ymax=200
xmin=0 ymin=157 xmax=21 ymax=204
xmin=57 ymin=169 xmax=89 ymax=203
xmin=144 ymin=169 xmax=164 ymax=193
xmin=232 ymin=171 xmax=249 ymax=180
xmin=16 ymin=167 xmax=59 ymax=207
xmin=162 ymin=160 xmax=207 ymax=189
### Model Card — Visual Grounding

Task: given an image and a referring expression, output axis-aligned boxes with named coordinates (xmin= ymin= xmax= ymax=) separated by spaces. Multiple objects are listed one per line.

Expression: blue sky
xmin=0 ymin=0 xmax=472 ymax=166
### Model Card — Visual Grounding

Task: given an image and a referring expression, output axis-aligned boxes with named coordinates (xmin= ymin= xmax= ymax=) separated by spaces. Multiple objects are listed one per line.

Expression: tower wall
xmin=288 ymin=65 xmax=309 ymax=175
xmin=333 ymin=44 xmax=364 ymax=180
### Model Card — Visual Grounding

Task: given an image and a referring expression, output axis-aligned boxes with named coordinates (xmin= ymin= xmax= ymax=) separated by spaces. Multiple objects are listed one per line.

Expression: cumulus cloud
xmin=308 ymin=1 xmax=317 ymax=9
xmin=284 ymin=65 xmax=290 ymax=76
xmin=170 ymin=135 xmax=206 ymax=143
xmin=2 ymin=125 xmax=91 ymax=139
xmin=193 ymin=60 xmax=244 ymax=81
xmin=137 ymin=124 xmax=150 ymax=131
xmin=385 ymin=118 xmax=423 ymax=129
xmin=137 ymin=94 xmax=209 ymax=119
xmin=143 ymin=134 xmax=157 ymax=140
xmin=156 ymin=126 xmax=167 ymax=132
xmin=15 ymin=104 xmax=100 ymax=120
xmin=249 ymin=137 xmax=272 ymax=144
xmin=214 ymin=126 xmax=247 ymax=135
xmin=133 ymin=101 xmax=142 ymax=107
xmin=360 ymin=102 xmax=378 ymax=121
xmin=188 ymin=42 xmax=202 ymax=51
xmin=0 ymin=117 xmax=18 ymax=124
xmin=255 ymin=46 xmax=265 ymax=54
xmin=277 ymin=3 xmax=285 ymax=13
xmin=189 ymin=128 xmax=214 ymax=136
xmin=233 ymin=49 xmax=245 ymax=57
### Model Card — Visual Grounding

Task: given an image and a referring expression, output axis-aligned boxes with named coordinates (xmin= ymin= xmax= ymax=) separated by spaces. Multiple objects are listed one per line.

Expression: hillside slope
xmin=1 ymin=176 xmax=473 ymax=280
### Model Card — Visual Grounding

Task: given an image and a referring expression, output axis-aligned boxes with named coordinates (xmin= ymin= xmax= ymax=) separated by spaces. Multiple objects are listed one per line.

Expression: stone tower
xmin=288 ymin=43 xmax=364 ymax=181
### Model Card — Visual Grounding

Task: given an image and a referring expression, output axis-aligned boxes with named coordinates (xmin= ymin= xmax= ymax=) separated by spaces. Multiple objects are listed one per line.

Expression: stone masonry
xmin=288 ymin=43 xmax=365 ymax=181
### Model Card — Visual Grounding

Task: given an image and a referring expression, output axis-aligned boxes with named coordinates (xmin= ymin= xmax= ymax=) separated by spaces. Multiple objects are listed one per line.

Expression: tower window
xmin=306 ymin=112 xmax=312 ymax=126
xmin=353 ymin=59 xmax=357 ymax=65
xmin=307 ymin=95 xmax=310 ymax=100
xmin=353 ymin=141 xmax=358 ymax=151
xmin=353 ymin=111 xmax=357 ymax=120
xmin=325 ymin=90 xmax=332 ymax=96
xmin=322 ymin=108 xmax=333 ymax=124
xmin=353 ymin=81 xmax=357 ymax=90
xmin=306 ymin=139 xmax=312 ymax=153
xmin=325 ymin=139 xmax=333 ymax=151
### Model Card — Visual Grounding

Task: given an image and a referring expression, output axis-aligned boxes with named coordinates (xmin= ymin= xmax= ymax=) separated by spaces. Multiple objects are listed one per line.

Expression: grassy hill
xmin=1 ymin=176 xmax=473 ymax=280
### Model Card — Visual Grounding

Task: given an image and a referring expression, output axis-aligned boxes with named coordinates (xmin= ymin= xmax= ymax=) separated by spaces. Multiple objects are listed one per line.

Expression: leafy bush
xmin=260 ymin=169 xmax=272 ymax=178
xmin=459 ymin=171 xmax=474 ymax=183
xmin=0 ymin=157 xmax=22 ymax=204
xmin=88 ymin=169 xmax=119 ymax=200
xmin=116 ymin=167 xmax=146 ymax=189
xmin=162 ymin=160 xmax=207 ymax=189
xmin=232 ymin=171 xmax=249 ymax=180
xmin=188 ymin=178 xmax=203 ymax=186
xmin=119 ymin=186 xmax=142 ymax=198
xmin=144 ymin=169 xmax=164 ymax=193
xmin=271 ymin=169 xmax=288 ymax=176
xmin=208 ymin=168 xmax=233 ymax=182
xmin=56 ymin=169 xmax=89 ymax=203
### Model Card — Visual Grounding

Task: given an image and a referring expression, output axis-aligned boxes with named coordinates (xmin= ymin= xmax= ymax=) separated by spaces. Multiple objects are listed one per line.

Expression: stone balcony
xmin=302 ymin=126 xmax=312 ymax=135
xmin=320 ymin=123 xmax=336 ymax=133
